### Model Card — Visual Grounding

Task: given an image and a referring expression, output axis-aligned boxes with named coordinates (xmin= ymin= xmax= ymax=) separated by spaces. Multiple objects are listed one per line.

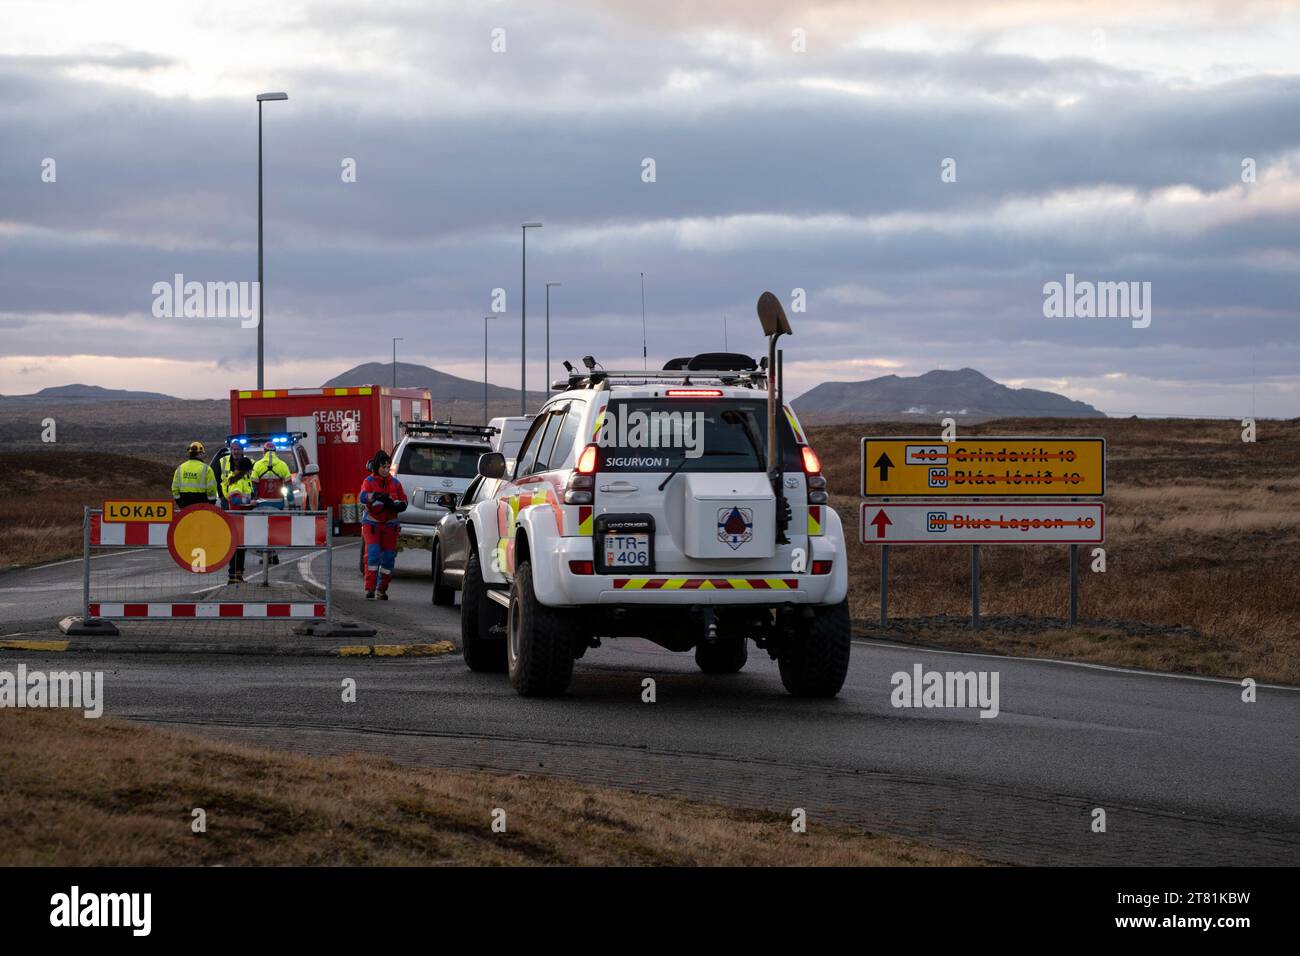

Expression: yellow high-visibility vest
xmin=251 ymin=451 xmax=290 ymax=480
xmin=172 ymin=458 xmax=218 ymax=498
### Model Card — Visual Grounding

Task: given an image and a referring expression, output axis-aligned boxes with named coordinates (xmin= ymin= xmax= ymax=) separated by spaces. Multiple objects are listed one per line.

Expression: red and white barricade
xmin=89 ymin=512 xmax=328 ymax=549
xmin=77 ymin=506 xmax=334 ymax=628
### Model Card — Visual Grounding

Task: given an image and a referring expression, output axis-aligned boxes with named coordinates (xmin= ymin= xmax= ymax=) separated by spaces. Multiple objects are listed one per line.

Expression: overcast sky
xmin=2 ymin=0 xmax=1297 ymax=415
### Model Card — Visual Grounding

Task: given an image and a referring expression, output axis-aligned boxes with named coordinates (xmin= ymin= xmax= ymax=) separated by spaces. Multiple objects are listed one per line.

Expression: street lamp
xmin=483 ymin=316 xmax=496 ymax=425
xmin=392 ymin=337 xmax=403 ymax=388
xmin=545 ymin=281 xmax=561 ymax=390
xmin=520 ymin=221 xmax=542 ymax=415
xmin=255 ymin=91 xmax=288 ymax=391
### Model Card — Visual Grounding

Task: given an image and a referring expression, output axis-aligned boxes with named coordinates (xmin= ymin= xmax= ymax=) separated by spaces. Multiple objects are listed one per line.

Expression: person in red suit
xmin=359 ymin=449 xmax=408 ymax=599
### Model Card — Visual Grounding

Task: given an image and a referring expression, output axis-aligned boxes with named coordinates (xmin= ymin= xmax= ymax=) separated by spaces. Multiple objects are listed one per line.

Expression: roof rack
xmin=551 ymin=367 xmax=769 ymax=392
xmin=399 ymin=421 xmax=497 ymax=440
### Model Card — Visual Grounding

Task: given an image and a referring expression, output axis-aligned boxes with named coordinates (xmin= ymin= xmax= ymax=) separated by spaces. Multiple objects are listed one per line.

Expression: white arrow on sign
xmin=860 ymin=502 xmax=1104 ymax=544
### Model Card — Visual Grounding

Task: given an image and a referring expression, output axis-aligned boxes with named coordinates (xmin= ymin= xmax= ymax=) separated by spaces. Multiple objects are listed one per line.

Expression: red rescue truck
xmin=228 ymin=385 xmax=433 ymax=534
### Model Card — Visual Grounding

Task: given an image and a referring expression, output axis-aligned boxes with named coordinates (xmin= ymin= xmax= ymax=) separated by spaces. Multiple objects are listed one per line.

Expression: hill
xmin=322 ymin=362 xmax=545 ymax=405
xmin=792 ymin=368 xmax=1103 ymax=420
xmin=0 ymin=384 xmax=177 ymax=402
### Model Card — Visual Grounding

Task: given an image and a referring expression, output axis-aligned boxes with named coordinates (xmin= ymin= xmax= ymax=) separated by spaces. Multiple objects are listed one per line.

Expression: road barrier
xmin=62 ymin=503 xmax=355 ymax=637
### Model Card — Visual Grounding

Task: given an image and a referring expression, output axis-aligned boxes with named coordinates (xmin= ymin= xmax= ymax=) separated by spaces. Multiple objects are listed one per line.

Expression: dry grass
xmin=0 ymin=452 xmax=176 ymax=569
xmin=810 ymin=417 xmax=1300 ymax=685
xmin=0 ymin=709 xmax=985 ymax=866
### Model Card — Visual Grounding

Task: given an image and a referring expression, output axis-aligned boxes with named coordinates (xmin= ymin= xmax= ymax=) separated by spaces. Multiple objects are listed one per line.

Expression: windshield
xmin=596 ymin=399 xmax=800 ymax=474
xmin=398 ymin=442 xmax=483 ymax=479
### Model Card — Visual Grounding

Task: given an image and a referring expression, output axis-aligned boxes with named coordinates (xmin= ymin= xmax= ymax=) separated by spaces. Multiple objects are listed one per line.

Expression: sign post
xmin=862 ymin=437 xmax=1105 ymax=497
xmin=860 ymin=434 xmax=1107 ymax=629
xmin=858 ymin=502 xmax=1104 ymax=544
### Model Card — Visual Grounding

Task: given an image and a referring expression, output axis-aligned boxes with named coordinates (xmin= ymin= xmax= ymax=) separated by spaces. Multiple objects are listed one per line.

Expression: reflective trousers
xmin=362 ymin=523 xmax=398 ymax=592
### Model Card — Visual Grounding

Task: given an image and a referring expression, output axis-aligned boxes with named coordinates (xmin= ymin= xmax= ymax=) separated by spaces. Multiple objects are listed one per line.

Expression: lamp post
xmin=483 ymin=316 xmax=496 ymax=425
xmin=520 ymin=221 xmax=542 ymax=415
xmin=545 ymin=281 xmax=560 ymax=390
xmin=255 ymin=91 xmax=288 ymax=390
xmin=392 ymin=337 xmax=403 ymax=388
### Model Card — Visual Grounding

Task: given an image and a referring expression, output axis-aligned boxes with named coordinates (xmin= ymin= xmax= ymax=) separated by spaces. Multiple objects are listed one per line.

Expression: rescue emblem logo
xmin=718 ymin=506 xmax=753 ymax=549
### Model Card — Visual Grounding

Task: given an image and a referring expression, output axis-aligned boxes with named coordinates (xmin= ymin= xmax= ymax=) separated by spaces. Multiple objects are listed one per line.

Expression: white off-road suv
xmin=457 ymin=313 xmax=851 ymax=697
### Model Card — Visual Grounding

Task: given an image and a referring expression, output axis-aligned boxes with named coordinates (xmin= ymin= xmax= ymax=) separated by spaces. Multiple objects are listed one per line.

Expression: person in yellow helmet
xmin=172 ymin=440 xmax=219 ymax=509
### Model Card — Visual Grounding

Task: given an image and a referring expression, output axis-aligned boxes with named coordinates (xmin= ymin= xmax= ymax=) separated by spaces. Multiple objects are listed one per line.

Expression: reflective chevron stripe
xmin=612 ymin=578 xmax=798 ymax=590
xmin=236 ymin=387 xmax=375 ymax=398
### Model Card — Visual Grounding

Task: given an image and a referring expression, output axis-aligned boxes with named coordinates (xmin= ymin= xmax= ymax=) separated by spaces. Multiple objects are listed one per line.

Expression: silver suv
xmin=448 ymin=297 xmax=851 ymax=697
xmin=391 ymin=422 xmax=495 ymax=568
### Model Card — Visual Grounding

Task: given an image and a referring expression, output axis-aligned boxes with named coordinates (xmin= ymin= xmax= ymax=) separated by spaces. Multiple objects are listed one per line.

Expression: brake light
xmin=576 ymin=444 xmax=598 ymax=474
xmin=665 ymin=388 xmax=723 ymax=397
xmin=801 ymin=444 xmax=828 ymax=504
xmin=801 ymin=445 xmax=821 ymax=474
xmin=811 ymin=560 xmax=832 ymax=575
xmin=568 ymin=560 xmax=594 ymax=575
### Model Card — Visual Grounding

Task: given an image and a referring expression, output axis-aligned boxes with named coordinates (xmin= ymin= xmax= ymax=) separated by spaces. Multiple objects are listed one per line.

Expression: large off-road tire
xmin=461 ymin=548 xmax=506 ymax=672
xmin=694 ymin=630 xmax=748 ymax=674
xmin=431 ymin=543 xmax=455 ymax=606
xmin=777 ymin=600 xmax=852 ymax=698
xmin=506 ymin=560 xmax=575 ymax=696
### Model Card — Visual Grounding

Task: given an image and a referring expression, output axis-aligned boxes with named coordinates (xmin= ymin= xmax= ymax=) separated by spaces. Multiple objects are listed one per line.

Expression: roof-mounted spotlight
xmin=582 ymin=355 xmax=597 ymax=371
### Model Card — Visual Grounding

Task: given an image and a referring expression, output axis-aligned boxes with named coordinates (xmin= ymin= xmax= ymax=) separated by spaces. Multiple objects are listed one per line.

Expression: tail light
xmin=811 ymin=560 xmax=833 ymax=575
xmin=568 ymin=560 xmax=594 ymax=575
xmin=802 ymin=445 xmax=828 ymax=504
xmin=565 ymin=444 xmax=598 ymax=504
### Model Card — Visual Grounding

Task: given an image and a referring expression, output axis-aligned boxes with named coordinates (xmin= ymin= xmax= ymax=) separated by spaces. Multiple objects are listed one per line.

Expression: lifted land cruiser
xmin=454 ymin=293 xmax=851 ymax=697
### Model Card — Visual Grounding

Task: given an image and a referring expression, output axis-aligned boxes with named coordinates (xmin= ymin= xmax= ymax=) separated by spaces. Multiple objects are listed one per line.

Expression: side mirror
xmin=477 ymin=452 xmax=507 ymax=479
xmin=303 ymin=463 xmax=319 ymax=476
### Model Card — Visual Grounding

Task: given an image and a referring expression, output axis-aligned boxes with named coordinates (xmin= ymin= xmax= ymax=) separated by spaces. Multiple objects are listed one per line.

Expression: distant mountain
xmin=322 ymin=361 xmax=546 ymax=404
xmin=792 ymin=368 xmax=1104 ymax=419
xmin=0 ymin=384 xmax=178 ymax=402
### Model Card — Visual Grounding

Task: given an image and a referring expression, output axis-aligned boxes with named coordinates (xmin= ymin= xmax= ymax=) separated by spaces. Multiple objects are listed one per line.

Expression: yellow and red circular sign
xmin=167 ymin=504 xmax=236 ymax=573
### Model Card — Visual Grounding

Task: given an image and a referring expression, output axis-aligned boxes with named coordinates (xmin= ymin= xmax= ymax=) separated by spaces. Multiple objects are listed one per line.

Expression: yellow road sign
xmin=103 ymin=499 xmax=173 ymax=523
xmin=861 ymin=437 xmax=1105 ymax=497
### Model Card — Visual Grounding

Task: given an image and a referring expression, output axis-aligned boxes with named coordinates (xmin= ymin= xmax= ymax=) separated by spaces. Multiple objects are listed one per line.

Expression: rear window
xmin=398 ymin=442 xmax=484 ymax=479
xmin=596 ymin=399 xmax=800 ymax=473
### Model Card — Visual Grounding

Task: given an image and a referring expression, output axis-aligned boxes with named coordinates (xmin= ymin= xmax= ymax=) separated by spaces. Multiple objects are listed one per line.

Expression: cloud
xmin=0 ymin=1 xmax=1298 ymax=414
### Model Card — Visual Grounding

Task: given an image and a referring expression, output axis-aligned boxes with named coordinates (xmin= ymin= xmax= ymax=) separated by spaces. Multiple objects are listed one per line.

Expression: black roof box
xmin=687 ymin=352 xmax=757 ymax=372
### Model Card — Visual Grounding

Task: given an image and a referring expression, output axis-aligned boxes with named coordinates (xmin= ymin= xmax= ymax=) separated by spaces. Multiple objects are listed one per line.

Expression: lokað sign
xmin=861 ymin=437 xmax=1105 ymax=497
xmin=861 ymin=501 xmax=1104 ymax=544
xmin=103 ymin=500 xmax=173 ymax=523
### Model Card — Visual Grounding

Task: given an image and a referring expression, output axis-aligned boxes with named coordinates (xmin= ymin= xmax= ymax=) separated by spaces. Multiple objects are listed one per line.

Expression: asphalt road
xmin=1 ymin=542 xmax=1298 ymax=865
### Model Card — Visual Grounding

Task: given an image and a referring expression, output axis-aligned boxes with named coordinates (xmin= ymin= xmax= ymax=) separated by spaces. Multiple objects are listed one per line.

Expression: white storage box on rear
xmin=682 ymin=473 xmax=775 ymax=559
